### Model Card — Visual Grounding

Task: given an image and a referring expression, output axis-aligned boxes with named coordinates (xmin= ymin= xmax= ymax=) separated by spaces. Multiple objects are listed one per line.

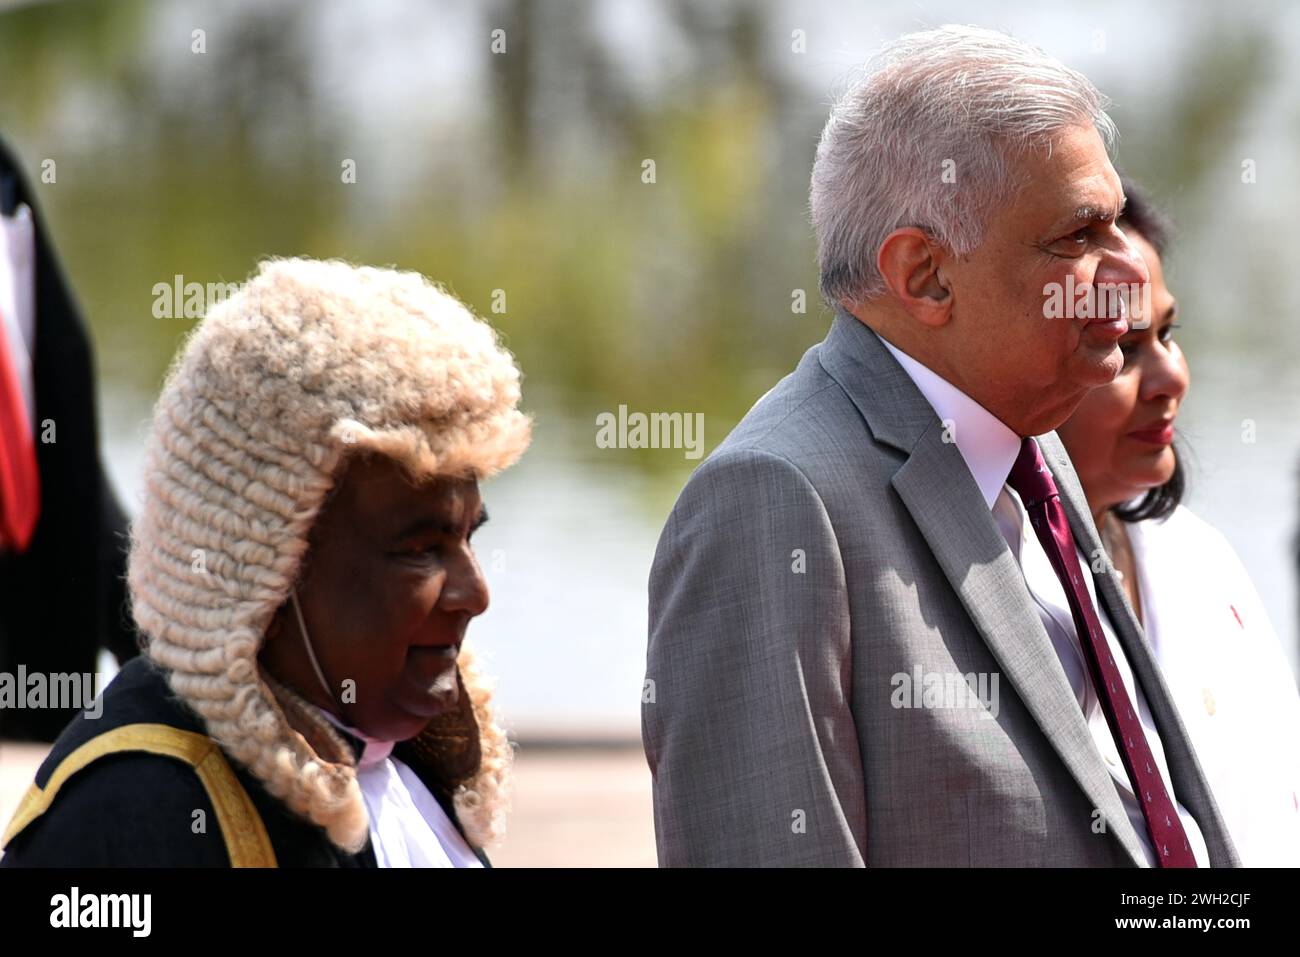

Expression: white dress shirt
xmin=311 ymin=705 xmax=484 ymax=868
xmin=1127 ymin=505 xmax=1300 ymax=865
xmin=0 ymin=203 xmax=37 ymax=434
xmin=874 ymin=329 xmax=1210 ymax=867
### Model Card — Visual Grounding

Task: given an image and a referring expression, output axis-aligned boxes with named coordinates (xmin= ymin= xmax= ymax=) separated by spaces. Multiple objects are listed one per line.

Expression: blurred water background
xmin=2 ymin=0 xmax=1297 ymax=742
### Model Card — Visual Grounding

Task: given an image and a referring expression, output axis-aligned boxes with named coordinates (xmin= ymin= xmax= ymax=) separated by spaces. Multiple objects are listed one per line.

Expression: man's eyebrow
xmin=393 ymin=505 xmax=489 ymax=541
xmin=1064 ymin=200 xmax=1123 ymax=227
xmin=1042 ymin=190 xmax=1126 ymax=237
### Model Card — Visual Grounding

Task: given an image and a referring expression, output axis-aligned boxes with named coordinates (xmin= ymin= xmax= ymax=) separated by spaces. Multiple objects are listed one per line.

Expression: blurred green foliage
xmin=0 ymin=0 xmax=1285 ymax=499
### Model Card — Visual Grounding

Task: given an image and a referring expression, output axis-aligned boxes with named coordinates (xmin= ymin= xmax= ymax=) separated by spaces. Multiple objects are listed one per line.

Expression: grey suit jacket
xmin=642 ymin=308 xmax=1240 ymax=867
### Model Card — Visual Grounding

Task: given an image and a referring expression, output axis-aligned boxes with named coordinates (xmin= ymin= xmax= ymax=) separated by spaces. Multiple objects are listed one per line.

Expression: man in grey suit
xmin=642 ymin=25 xmax=1240 ymax=867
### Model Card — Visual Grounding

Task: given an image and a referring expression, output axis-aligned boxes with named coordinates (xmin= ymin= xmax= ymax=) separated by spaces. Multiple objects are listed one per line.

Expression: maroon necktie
xmin=1008 ymin=436 xmax=1197 ymax=868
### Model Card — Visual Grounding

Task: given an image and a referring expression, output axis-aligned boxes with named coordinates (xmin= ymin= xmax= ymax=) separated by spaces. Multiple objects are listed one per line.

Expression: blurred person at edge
xmin=1056 ymin=178 xmax=1300 ymax=866
xmin=2 ymin=258 xmax=530 ymax=866
xmin=0 ymin=136 xmax=136 ymax=742
xmin=644 ymin=25 xmax=1241 ymax=867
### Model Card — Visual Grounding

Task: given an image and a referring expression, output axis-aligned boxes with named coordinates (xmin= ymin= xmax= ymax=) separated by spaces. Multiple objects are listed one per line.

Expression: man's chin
xmin=368 ymin=711 xmax=439 ymax=745
xmin=1076 ymin=342 xmax=1124 ymax=383
xmin=376 ymin=687 xmax=461 ymax=740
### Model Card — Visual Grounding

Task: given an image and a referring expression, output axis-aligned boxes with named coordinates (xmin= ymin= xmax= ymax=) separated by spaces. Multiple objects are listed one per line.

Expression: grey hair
xmin=810 ymin=24 xmax=1118 ymax=305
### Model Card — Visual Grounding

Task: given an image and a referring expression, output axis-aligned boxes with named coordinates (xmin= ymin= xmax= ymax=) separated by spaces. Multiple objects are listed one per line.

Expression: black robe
xmin=0 ymin=655 xmax=492 ymax=867
xmin=0 ymin=136 xmax=136 ymax=743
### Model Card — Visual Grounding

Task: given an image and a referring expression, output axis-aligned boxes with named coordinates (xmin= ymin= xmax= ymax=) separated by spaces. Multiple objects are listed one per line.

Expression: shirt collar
xmin=872 ymin=329 xmax=1021 ymax=510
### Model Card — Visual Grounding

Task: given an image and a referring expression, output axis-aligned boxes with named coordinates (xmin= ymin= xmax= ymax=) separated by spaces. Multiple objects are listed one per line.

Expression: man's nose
xmin=441 ymin=550 xmax=490 ymax=618
xmin=1098 ymin=227 xmax=1150 ymax=288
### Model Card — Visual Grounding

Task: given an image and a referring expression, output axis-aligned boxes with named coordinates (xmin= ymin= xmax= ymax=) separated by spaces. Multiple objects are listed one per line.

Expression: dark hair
xmin=1110 ymin=175 xmax=1183 ymax=524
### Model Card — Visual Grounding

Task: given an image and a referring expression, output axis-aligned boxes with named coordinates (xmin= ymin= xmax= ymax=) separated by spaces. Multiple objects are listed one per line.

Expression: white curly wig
xmin=127 ymin=257 xmax=531 ymax=855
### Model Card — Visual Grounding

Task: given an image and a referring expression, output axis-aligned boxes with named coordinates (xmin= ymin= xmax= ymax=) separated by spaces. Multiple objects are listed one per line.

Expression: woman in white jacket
xmin=1057 ymin=180 xmax=1300 ymax=866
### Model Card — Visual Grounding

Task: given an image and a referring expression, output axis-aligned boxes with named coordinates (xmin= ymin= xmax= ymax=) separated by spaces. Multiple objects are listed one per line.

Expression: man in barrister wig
xmin=0 ymin=136 xmax=136 ymax=742
xmin=2 ymin=258 xmax=531 ymax=866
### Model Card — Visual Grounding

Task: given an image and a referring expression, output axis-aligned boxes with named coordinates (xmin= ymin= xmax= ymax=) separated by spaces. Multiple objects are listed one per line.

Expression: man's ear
xmin=877 ymin=227 xmax=953 ymax=327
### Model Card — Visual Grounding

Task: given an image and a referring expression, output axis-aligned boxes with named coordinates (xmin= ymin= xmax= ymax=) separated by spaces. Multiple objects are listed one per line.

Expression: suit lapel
xmin=818 ymin=309 xmax=1148 ymax=865
xmin=1037 ymin=433 xmax=1241 ymax=866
